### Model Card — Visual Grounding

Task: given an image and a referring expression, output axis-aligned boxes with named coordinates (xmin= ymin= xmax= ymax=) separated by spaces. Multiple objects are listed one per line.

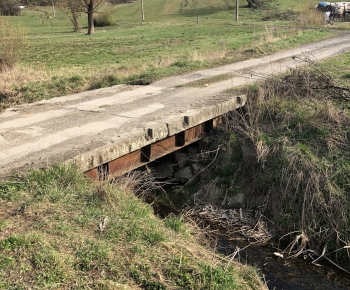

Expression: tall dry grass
xmin=0 ymin=19 xmax=27 ymax=72
xmin=296 ymin=3 xmax=324 ymax=26
xmin=227 ymin=59 xmax=350 ymax=268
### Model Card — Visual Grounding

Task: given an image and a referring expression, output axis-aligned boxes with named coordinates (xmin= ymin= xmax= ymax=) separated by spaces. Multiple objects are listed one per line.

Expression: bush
xmin=0 ymin=19 xmax=27 ymax=72
xmin=93 ymin=12 xmax=115 ymax=27
xmin=0 ymin=1 xmax=21 ymax=16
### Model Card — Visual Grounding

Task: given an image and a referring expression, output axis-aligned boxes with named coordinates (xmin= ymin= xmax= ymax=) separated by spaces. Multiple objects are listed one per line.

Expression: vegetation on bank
xmin=0 ymin=0 xmax=337 ymax=111
xmin=216 ymin=61 xmax=350 ymax=270
xmin=0 ymin=165 xmax=266 ymax=289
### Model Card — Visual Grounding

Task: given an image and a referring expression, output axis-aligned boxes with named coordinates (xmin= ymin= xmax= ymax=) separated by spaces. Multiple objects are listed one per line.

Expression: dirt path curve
xmin=1 ymin=33 xmax=350 ymax=179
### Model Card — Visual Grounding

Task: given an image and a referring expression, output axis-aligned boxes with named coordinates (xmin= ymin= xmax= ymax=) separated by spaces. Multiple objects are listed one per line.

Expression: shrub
xmin=0 ymin=18 xmax=27 ymax=72
xmin=93 ymin=12 xmax=115 ymax=27
xmin=0 ymin=2 xmax=21 ymax=16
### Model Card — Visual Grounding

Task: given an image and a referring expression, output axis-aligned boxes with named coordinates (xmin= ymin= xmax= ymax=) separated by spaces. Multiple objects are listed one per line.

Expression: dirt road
xmin=1 ymin=33 xmax=350 ymax=179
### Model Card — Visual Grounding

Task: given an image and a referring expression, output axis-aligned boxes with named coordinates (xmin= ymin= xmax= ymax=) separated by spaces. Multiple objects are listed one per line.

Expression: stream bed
xmin=151 ymin=195 xmax=350 ymax=290
xmin=218 ymin=239 xmax=350 ymax=290
xmin=152 ymin=195 xmax=350 ymax=289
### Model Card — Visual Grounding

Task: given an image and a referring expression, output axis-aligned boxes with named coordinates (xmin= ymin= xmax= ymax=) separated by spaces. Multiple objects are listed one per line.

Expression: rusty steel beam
xmin=108 ymin=149 xmax=141 ymax=179
xmin=151 ymin=135 xmax=176 ymax=159
xmin=85 ymin=167 xmax=98 ymax=180
xmin=84 ymin=116 xmax=223 ymax=181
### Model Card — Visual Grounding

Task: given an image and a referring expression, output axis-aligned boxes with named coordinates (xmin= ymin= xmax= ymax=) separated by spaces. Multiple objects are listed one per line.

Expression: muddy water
xmin=217 ymin=239 xmax=350 ymax=290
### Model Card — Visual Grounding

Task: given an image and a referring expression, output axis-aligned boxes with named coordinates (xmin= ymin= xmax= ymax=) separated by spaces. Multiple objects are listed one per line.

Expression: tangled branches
xmin=184 ymin=205 xmax=272 ymax=246
xmin=260 ymin=56 xmax=350 ymax=102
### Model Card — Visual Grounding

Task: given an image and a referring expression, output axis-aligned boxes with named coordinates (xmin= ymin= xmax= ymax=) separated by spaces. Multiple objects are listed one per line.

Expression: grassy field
xmin=0 ymin=0 xmax=337 ymax=110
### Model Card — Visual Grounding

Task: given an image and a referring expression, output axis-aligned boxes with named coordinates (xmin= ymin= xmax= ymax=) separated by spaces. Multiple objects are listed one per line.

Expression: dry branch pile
xmin=184 ymin=205 xmax=272 ymax=246
xmin=261 ymin=56 xmax=350 ymax=101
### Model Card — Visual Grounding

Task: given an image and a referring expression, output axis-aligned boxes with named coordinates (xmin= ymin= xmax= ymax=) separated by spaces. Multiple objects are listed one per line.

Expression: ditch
xmin=141 ymin=141 xmax=350 ymax=290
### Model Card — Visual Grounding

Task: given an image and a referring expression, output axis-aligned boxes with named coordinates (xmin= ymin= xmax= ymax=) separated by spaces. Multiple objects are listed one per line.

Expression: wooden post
xmin=236 ymin=0 xmax=239 ymax=22
xmin=141 ymin=0 xmax=145 ymax=22
xmin=51 ymin=0 xmax=55 ymax=18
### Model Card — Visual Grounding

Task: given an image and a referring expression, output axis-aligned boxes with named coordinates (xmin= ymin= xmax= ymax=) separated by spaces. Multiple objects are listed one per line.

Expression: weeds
xmin=296 ymin=3 xmax=325 ymax=27
xmin=0 ymin=19 xmax=27 ymax=72
xmin=222 ymin=59 xmax=350 ymax=270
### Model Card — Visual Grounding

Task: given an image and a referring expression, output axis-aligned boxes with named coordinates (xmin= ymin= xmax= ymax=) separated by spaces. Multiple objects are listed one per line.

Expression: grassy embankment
xmin=211 ymin=56 xmax=350 ymax=270
xmin=0 ymin=165 xmax=267 ymax=289
xmin=176 ymin=52 xmax=350 ymax=270
xmin=0 ymin=0 xmax=337 ymax=111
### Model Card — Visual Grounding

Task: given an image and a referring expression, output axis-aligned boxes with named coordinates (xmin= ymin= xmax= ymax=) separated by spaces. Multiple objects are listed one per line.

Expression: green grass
xmin=0 ymin=0 xmax=336 ymax=111
xmin=319 ymin=51 xmax=350 ymax=88
xmin=0 ymin=164 xmax=266 ymax=289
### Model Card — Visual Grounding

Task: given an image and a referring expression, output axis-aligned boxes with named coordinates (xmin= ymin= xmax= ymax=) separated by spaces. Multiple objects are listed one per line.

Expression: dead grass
xmin=0 ymin=19 xmax=27 ymax=72
xmin=296 ymin=3 xmax=324 ymax=26
xmin=191 ymin=45 xmax=227 ymax=62
xmin=258 ymin=25 xmax=302 ymax=45
xmin=224 ymin=59 xmax=350 ymax=270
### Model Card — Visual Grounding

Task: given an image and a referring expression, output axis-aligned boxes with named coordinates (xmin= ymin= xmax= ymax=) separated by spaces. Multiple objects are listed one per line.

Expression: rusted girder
xmin=84 ymin=117 xmax=221 ymax=181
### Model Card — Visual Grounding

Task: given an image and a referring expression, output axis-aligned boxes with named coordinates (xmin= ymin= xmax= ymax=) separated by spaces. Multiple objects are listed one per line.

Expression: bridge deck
xmin=0 ymin=81 xmax=245 ymax=179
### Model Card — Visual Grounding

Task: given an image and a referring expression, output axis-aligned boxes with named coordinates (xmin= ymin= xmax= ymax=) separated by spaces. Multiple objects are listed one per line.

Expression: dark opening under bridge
xmin=1 ymin=34 xmax=350 ymax=181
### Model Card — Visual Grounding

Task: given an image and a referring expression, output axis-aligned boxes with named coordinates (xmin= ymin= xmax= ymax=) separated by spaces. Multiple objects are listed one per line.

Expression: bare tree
xmin=26 ymin=0 xmax=55 ymax=21
xmin=59 ymin=0 xmax=84 ymax=31
xmin=81 ymin=0 xmax=104 ymax=35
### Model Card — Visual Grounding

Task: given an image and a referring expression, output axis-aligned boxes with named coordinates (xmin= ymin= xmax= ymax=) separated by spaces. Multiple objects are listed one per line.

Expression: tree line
xmin=0 ymin=0 xmax=134 ymax=34
xmin=0 ymin=0 xmax=262 ymax=35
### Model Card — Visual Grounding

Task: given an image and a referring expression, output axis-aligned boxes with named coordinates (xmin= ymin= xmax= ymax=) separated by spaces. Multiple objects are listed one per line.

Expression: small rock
xmin=174 ymin=166 xmax=193 ymax=183
xmin=191 ymin=184 xmax=222 ymax=205
xmin=224 ymin=193 xmax=245 ymax=209
xmin=174 ymin=152 xmax=187 ymax=169
xmin=191 ymin=163 xmax=204 ymax=173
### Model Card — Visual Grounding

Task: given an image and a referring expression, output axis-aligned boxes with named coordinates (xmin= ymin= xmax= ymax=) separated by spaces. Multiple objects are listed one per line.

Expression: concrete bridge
xmin=0 ymin=82 xmax=246 ymax=181
xmin=1 ymin=34 xmax=350 ymax=181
